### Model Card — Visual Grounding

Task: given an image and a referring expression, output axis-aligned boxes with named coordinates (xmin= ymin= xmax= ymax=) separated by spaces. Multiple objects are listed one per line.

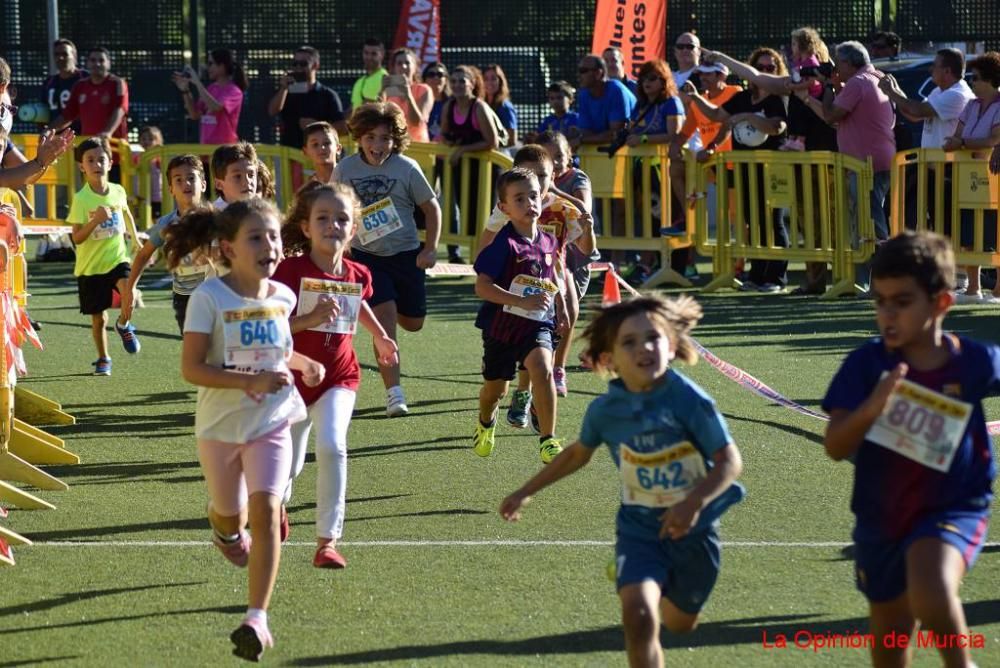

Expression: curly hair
xmin=256 ymin=160 xmax=276 ymax=200
xmin=347 ymin=102 xmax=410 ymax=153
xmin=282 ymin=182 xmax=361 ymax=256
xmin=969 ymin=51 xmax=1000 ymax=88
xmin=748 ymin=47 xmax=789 ymax=77
xmin=450 ymin=65 xmax=485 ymax=99
xmin=635 ymin=59 xmax=679 ymax=105
xmin=581 ymin=295 xmax=703 ymax=374
xmin=161 ymin=198 xmax=280 ymax=270
xmin=790 ymin=27 xmax=830 ymax=62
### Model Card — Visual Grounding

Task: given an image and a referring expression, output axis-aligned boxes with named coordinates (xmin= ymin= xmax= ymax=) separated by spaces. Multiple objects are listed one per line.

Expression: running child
xmin=211 ymin=142 xmax=258 ymax=209
xmin=68 ymin=136 xmax=141 ymax=375
xmin=170 ymin=198 xmax=324 ymax=662
xmin=301 ymin=121 xmax=339 ymax=187
xmin=123 ymin=154 xmax=209 ymax=333
xmin=273 ymin=183 xmax=399 ymax=568
xmin=473 ymin=167 xmax=568 ymax=463
xmin=822 ymin=231 xmax=996 ymax=668
xmin=335 ymin=101 xmax=441 ymax=417
xmin=479 ymin=144 xmax=596 ymax=411
xmin=500 ymin=295 xmax=744 ymax=668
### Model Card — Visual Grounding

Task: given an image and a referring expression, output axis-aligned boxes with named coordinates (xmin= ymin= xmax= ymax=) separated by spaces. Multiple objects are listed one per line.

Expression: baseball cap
xmin=696 ymin=63 xmax=729 ymax=75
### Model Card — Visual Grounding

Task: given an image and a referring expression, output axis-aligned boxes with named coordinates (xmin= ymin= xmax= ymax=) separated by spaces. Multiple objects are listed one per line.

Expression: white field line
xmin=22 ymin=539 xmax=1000 ymax=548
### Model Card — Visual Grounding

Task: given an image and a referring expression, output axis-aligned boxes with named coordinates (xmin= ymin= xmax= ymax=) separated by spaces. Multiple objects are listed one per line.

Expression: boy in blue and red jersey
xmin=473 ymin=168 xmax=568 ymax=465
xmin=822 ymin=230 xmax=997 ymax=668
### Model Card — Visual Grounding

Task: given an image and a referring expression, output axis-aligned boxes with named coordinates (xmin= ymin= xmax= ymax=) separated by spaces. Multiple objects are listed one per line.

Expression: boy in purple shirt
xmin=822 ymin=231 xmax=996 ymax=667
xmin=473 ymin=168 xmax=568 ymax=464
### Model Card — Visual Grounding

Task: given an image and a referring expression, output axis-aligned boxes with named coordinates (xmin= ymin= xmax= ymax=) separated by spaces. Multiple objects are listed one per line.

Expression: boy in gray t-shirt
xmin=335 ymin=102 xmax=442 ymax=418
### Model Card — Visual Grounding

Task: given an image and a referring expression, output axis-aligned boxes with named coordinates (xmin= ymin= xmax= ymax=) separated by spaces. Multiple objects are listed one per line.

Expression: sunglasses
xmin=757 ymin=64 xmax=777 ymax=73
xmin=425 ymin=71 xmax=445 ymax=79
xmin=292 ymin=60 xmax=311 ymax=68
xmin=675 ymin=43 xmax=697 ymax=51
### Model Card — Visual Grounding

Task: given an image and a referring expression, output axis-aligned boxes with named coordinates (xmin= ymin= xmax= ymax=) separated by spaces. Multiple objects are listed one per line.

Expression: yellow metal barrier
xmin=689 ymin=150 xmax=876 ymax=298
xmin=576 ymin=144 xmax=692 ymax=289
xmin=890 ymin=148 xmax=1000 ymax=268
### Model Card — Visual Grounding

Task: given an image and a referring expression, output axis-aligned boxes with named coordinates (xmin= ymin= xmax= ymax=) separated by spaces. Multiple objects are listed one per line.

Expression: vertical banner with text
xmin=393 ymin=0 xmax=442 ymax=66
xmin=591 ymin=0 xmax=667 ymax=78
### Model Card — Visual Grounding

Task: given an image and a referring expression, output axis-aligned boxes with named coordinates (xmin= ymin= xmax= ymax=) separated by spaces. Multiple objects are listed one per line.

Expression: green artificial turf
xmin=2 ymin=260 xmax=998 ymax=666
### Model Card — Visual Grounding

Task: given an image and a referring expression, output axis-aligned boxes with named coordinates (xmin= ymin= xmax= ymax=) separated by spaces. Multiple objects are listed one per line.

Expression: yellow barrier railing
xmin=890 ymin=148 xmax=1000 ymax=268
xmin=576 ymin=144 xmax=692 ymax=289
xmin=688 ymin=150 xmax=875 ymax=298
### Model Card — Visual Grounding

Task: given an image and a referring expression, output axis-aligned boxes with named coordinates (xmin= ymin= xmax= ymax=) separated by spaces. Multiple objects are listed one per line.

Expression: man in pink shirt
xmin=800 ymin=41 xmax=895 ymax=244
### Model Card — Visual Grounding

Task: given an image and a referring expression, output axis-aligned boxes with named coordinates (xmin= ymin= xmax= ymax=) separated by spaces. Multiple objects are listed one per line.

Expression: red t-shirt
xmin=63 ymin=76 xmax=129 ymax=139
xmin=272 ymin=254 xmax=373 ymax=403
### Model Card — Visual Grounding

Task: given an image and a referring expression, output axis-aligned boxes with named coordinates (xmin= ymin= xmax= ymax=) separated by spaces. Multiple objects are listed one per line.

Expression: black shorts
xmin=482 ymin=329 xmax=554 ymax=381
xmin=77 ymin=262 xmax=130 ymax=315
xmin=351 ymin=247 xmax=427 ymax=318
xmin=172 ymin=292 xmax=191 ymax=334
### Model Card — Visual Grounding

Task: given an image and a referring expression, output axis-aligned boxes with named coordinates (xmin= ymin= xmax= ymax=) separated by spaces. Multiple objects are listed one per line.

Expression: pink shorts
xmin=197 ymin=422 xmax=292 ymax=516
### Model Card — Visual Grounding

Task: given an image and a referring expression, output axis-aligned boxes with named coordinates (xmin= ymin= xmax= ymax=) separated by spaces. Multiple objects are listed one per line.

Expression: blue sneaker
xmin=92 ymin=357 xmax=112 ymax=376
xmin=115 ymin=321 xmax=141 ymax=354
xmin=506 ymin=390 xmax=531 ymax=429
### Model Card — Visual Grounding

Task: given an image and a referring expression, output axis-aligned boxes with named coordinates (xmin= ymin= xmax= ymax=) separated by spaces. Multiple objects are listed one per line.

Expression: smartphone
xmin=288 ymin=81 xmax=309 ymax=94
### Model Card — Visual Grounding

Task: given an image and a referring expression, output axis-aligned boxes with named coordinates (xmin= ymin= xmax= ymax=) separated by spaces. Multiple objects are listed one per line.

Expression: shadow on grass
xmin=0 ymin=581 xmax=205 ymax=618
xmin=45 ymin=409 xmax=194 ymax=438
xmin=293 ymin=600 xmax=1000 ymax=664
xmin=43 ymin=459 xmax=201 ymax=484
xmin=0 ymin=605 xmax=244 ymax=636
xmin=350 ymin=437 xmax=466 ymax=458
xmin=722 ymin=413 xmax=825 ymax=447
xmin=346 ymin=508 xmax=489 ymax=523
xmin=0 ymin=657 xmax=82 ymax=666
xmin=26 ymin=516 xmax=209 ymax=541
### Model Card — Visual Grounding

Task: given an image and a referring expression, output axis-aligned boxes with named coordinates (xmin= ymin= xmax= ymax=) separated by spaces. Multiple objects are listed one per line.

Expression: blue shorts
xmin=615 ymin=527 xmax=721 ymax=614
xmin=351 ymin=246 xmax=427 ymax=318
xmin=855 ymin=509 xmax=990 ymax=603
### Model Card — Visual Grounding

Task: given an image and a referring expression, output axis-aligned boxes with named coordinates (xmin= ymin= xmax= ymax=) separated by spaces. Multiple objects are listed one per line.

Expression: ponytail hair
xmin=162 ymin=198 xmax=279 ymax=269
xmin=282 ymin=182 xmax=361 ymax=257
xmin=211 ymin=48 xmax=248 ymax=91
xmin=580 ymin=295 xmax=703 ymax=373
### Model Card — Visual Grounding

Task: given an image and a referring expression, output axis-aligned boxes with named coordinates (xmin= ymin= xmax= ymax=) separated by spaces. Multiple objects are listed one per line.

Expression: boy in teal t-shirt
xmin=67 ymin=136 xmax=141 ymax=375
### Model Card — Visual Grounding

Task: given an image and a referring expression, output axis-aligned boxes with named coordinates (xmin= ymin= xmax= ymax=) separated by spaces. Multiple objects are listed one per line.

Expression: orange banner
xmin=591 ymin=0 xmax=667 ymax=79
xmin=393 ymin=0 xmax=441 ymax=66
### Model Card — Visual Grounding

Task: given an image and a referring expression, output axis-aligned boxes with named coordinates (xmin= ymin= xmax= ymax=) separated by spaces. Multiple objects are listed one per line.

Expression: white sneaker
xmin=386 ymin=386 xmax=409 ymax=417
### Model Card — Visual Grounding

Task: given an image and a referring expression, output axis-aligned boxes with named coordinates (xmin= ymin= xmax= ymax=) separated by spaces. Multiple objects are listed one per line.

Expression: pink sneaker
xmin=553 ymin=366 xmax=568 ymax=397
xmin=230 ymin=616 xmax=273 ymax=662
xmin=213 ymin=531 xmax=251 ymax=568
xmin=313 ymin=545 xmax=348 ymax=569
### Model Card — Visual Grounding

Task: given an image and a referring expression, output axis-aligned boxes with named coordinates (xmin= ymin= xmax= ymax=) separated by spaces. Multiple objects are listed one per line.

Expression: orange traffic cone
xmin=602 ymin=264 xmax=622 ymax=307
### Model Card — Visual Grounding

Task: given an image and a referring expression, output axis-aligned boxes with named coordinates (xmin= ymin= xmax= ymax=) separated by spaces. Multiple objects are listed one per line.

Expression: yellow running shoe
xmin=473 ymin=421 xmax=496 ymax=457
xmin=539 ymin=437 xmax=563 ymax=464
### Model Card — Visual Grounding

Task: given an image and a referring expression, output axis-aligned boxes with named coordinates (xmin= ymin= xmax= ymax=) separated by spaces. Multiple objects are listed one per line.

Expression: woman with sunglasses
xmin=943 ymin=52 xmax=1000 ymax=304
xmin=422 ymin=62 xmax=451 ymax=142
xmin=173 ymin=49 xmax=247 ymax=145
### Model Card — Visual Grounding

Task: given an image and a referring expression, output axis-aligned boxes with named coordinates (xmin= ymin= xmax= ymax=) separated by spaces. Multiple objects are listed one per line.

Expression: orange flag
xmin=591 ymin=0 xmax=667 ymax=79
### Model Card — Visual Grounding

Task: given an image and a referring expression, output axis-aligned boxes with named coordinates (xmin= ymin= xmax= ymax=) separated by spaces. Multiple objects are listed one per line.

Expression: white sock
xmin=246 ymin=608 xmax=267 ymax=625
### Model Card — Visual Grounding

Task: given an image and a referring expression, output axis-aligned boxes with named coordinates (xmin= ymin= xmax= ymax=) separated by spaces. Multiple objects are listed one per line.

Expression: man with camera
xmin=267 ymin=46 xmax=347 ymax=150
